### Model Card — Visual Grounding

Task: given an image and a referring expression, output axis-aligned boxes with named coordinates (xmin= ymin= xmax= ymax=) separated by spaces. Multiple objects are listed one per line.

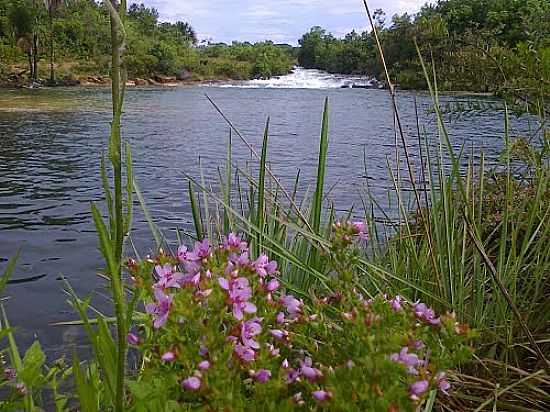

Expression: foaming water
xmin=217 ymin=67 xmax=375 ymax=89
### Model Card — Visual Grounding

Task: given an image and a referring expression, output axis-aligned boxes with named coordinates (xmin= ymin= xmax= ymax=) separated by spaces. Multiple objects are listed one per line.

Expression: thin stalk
xmin=361 ymin=0 xmax=442 ymax=294
xmin=104 ymin=1 xmax=128 ymax=410
xmin=256 ymin=118 xmax=270 ymax=257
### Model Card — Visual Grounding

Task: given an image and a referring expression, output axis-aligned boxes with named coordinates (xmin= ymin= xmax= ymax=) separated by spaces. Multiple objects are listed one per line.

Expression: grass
xmin=0 ymin=0 xmax=548 ymax=410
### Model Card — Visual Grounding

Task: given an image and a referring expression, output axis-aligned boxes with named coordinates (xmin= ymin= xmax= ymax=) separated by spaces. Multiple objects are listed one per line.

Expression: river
xmin=0 ymin=68 xmax=536 ymax=355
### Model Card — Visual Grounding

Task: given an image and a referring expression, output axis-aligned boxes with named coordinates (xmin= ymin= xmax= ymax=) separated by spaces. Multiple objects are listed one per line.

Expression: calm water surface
xmin=0 ymin=77 xmax=536 ymax=355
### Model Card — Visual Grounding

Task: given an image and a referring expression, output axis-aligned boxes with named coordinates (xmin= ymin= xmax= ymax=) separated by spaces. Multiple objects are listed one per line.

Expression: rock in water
xmin=176 ymin=69 xmax=192 ymax=81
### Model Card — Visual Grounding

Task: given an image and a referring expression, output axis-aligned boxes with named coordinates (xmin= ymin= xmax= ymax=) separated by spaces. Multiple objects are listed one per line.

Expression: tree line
xmin=298 ymin=0 xmax=549 ymax=100
xmin=0 ymin=1 xmax=295 ymax=84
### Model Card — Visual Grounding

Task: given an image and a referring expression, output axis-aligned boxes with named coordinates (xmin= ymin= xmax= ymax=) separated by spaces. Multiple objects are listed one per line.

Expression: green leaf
xmin=91 ymin=203 xmax=117 ymax=280
xmin=100 ymin=154 xmax=114 ymax=239
xmin=310 ymin=98 xmax=329 ymax=234
xmin=19 ymin=341 xmax=45 ymax=388
xmin=0 ymin=251 xmax=20 ymax=294
xmin=72 ymin=355 xmax=99 ymax=412
xmin=133 ymin=179 xmax=163 ymax=249
xmin=256 ymin=118 xmax=269 ymax=257
xmin=188 ymin=179 xmax=203 ymax=240
xmin=124 ymin=142 xmax=134 ymax=237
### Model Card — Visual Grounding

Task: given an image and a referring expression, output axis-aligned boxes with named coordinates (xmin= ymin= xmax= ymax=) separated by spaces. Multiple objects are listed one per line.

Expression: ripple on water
xmin=0 ymin=83 xmax=540 ymax=350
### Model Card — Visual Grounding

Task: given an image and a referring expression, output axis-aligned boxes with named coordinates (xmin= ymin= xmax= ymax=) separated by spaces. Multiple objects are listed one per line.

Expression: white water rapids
xmin=217 ymin=67 xmax=378 ymax=89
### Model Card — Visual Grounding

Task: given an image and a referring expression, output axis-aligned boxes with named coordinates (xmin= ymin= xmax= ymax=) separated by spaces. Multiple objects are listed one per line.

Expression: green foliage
xmin=0 ymin=1 xmax=294 ymax=82
xmin=123 ymin=229 xmax=471 ymax=411
xmin=298 ymin=0 xmax=549 ymax=100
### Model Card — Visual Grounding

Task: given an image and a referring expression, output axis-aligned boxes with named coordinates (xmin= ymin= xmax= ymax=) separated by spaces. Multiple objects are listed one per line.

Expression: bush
xmin=125 ymin=224 xmax=472 ymax=410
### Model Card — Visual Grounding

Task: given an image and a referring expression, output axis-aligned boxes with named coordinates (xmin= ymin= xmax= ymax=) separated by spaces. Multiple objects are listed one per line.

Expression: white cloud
xmin=140 ymin=0 xmax=426 ymax=43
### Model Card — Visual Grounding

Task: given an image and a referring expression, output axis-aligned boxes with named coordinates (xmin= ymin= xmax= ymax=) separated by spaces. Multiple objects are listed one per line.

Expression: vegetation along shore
xmin=0 ymin=0 xmax=548 ymax=411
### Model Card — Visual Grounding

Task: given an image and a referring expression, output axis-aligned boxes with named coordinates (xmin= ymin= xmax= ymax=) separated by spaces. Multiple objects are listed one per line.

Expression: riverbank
xmin=0 ymin=68 xmax=260 ymax=89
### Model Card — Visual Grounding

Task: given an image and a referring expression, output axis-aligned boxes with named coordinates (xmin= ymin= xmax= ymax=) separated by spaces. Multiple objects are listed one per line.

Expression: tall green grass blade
xmin=224 ymin=129 xmax=232 ymax=234
xmin=124 ymin=142 xmax=133 ymax=237
xmin=255 ymin=118 xmax=270 ymax=257
xmin=133 ymin=179 xmax=163 ymax=249
xmin=63 ymin=281 xmax=116 ymax=402
xmin=72 ymin=355 xmax=99 ymax=412
xmin=1 ymin=305 xmax=22 ymax=371
xmin=188 ymin=179 xmax=204 ymax=240
xmin=310 ymin=98 xmax=329 ymax=235
xmin=199 ymin=157 xmax=211 ymax=241
xmin=0 ymin=251 xmax=19 ymax=294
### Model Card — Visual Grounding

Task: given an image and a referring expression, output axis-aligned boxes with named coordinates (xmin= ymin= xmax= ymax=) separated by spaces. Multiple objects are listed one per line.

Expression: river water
xmin=0 ymin=68 xmax=537 ymax=355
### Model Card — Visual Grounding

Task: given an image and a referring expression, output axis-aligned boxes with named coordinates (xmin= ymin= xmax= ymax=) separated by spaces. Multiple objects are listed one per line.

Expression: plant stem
xmin=106 ymin=1 xmax=127 ymax=410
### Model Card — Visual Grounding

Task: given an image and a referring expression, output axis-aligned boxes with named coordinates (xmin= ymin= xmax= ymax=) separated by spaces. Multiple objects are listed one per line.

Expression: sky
xmin=141 ymin=0 xmax=428 ymax=45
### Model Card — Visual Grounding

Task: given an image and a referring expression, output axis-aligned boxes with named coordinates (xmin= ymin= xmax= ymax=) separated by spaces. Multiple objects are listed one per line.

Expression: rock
xmin=125 ymin=80 xmax=136 ymax=87
xmin=64 ymin=79 xmax=80 ymax=86
xmin=134 ymin=78 xmax=147 ymax=86
xmin=154 ymin=74 xmax=177 ymax=83
xmin=147 ymin=78 xmax=161 ymax=86
xmin=176 ymin=69 xmax=192 ymax=81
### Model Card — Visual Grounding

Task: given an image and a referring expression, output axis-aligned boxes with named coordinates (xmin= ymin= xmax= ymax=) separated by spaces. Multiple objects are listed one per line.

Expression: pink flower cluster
xmin=131 ymin=232 xmax=465 ymax=406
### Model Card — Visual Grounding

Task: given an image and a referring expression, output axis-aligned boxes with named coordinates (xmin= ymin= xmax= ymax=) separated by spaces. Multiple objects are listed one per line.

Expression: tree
xmin=43 ymin=0 xmax=66 ymax=82
xmin=175 ymin=21 xmax=197 ymax=45
xmin=298 ymin=26 xmax=327 ymax=68
xmin=8 ymin=0 xmax=40 ymax=82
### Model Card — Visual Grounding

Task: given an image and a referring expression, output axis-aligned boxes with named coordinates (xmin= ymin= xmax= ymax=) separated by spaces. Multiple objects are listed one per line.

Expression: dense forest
xmin=0 ymin=0 xmax=295 ymax=85
xmin=1 ymin=0 xmax=549 ymax=99
xmin=298 ymin=0 xmax=549 ymax=100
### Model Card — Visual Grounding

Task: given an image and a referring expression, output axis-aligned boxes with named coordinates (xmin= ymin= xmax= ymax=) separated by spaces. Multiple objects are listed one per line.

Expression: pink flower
xmin=161 ymin=351 xmax=176 ymax=362
xmin=218 ymin=277 xmax=256 ymax=320
xmin=234 ymin=343 xmax=255 ymax=363
xmin=412 ymin=302 xmax=441 ymax=325
xmin=270 ymin=329 xmax=288 ymax=341
xmin=241 ymin=318 xmax=262 ymax=349
xmin=390 ymin=347 xmax=424 ymax=375
xmin=145 ymin=289 xmax=173 ymax=329
xmin=265 ymin=278 xmax=280 ymax=292
xmin=199 ymin=345 xmax=209 ymax=358
xmin=3 ymin=368 xmax=16 ymax=381
xmin=16 ymin=383 xmax=28 ymax=396
xmin=253 ymin=254 xmax=277 ymax=278
xmin=198 ymin=360 xmax=211 ymax=370
xmin=154 ymin=264 xmax=184 ymax=289
xmin=188 ymin=239 xmax=210 ymax=261
xmin=286 ymin=368 xmax=300 ymax=383
xmin=299 ymin=357 xmax=322 ymax=382
xmin=281 ymin=359 xmax=289 ymax=369
xmin=280 ymin=295 xmax=302 ymax=316
xmin=182 ymin=376 xmax=201 ymax=391
xmin=409 ymin=380 xmax=429 ymax=401
xmin=269 ymin=345 xmax=280 ymax=357
xmin=127 ymin=333 xmax=139 ymax=345
xmin=253 ymin=369 xmax=271 ymax=383
xmin=312 ymin=390 xmax=332 ymax=402
xmin=224 ymin=233 xmax=248 ymax=252
xmin=352 ymin=221 xmax=368 ymax=239
xmin=412 ymin=340 xmax=425 ymax=350
xmin=276 ymin=312 xmax=285 ymax=324
xmin=180 ymin=272 xmax=201 ymax=288
xmin=389 ymin=295 xmax=402 ymax=311
xmin=177 ymin=245 xmax=190 ymax=263
xmin=436 ymin=372 xmax=451 ymax=395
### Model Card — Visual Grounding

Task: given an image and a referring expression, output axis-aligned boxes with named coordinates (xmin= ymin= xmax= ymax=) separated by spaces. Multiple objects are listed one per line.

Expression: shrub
xmin=125 ymin=223 xmax=472 ymax=410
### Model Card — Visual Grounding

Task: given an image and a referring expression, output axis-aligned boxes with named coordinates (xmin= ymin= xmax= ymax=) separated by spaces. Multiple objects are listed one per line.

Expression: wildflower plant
xmin=125 ymin=224 xmax=472 ymax=411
